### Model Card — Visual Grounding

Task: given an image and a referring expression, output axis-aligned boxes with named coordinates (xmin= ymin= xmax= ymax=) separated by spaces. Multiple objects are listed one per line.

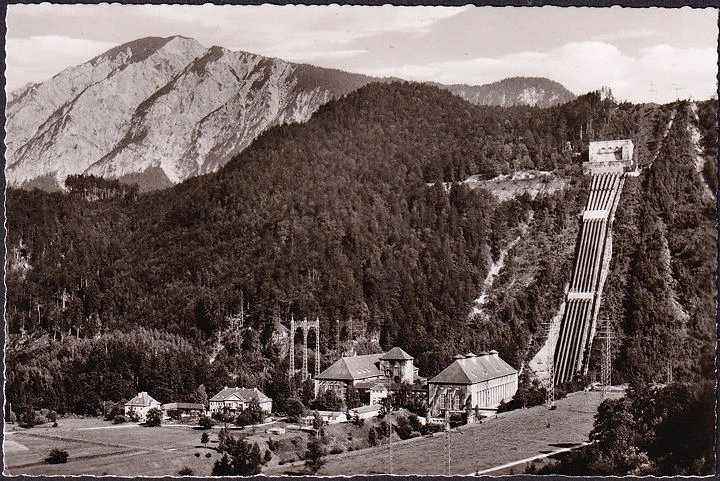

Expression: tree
xmin=284 ymin=397 xmax=307 ymax=423
xmin=368 ymin=427 xmax=378 ymax=447
xmin=344 ymin=385 xmax=362 ymax=409
xmin=244 ymin=399 xmax=265 ymax=424
xmin=195 ymin=384 xmax=209 ymax=409
xmin=201 ymin=432 xmax=210 ymax=448
xmin=215 ymin=431 xmax=263 ymax=475
xmin=312 ymin=389 xmax=343 ymax=411
xmin=304 ymin=437 xmax=326 ymax=474
xmin=198 ymin=415 xmax=213 ymax=430
xmin=264 ymin=449 xmax=272 ymax=464
xmin=145 ymin=407 xmax=163 ymax=427
xmin=212 ymin=454 xmax=233 ymax=476
xmin=312 ymin=411 xmax=324 ymax=431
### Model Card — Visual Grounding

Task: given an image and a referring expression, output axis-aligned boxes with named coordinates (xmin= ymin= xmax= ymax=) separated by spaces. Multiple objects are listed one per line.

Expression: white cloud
xmin=591 ymin=28 xmax=662 ymax=42
xmin=362 ymin=40 xmax=718 ymax=103
xmin=6 ymin=35 xmax=118 ymax=91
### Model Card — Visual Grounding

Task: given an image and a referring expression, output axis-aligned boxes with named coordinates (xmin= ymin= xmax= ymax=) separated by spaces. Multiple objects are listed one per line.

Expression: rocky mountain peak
xmin=6 ymin=37 xmax=577 ymax=191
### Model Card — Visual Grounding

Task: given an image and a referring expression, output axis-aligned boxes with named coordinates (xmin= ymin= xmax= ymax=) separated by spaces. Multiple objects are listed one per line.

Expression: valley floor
xmin=5 ymin=390 xmax=622 ymax=476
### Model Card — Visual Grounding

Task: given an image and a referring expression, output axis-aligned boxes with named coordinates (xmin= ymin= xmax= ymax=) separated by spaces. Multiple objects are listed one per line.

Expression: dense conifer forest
xmin=5 ymin=82 xmax=716 ymax=438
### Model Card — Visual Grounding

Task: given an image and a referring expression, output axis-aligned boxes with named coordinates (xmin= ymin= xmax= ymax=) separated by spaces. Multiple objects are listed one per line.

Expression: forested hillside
xmin=5 ymin=82 xmax=714 ymax=417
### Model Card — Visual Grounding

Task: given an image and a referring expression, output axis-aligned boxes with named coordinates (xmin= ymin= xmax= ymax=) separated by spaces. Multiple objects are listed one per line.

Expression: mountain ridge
xmin=6 ymin=36 xmax=576 ymax=191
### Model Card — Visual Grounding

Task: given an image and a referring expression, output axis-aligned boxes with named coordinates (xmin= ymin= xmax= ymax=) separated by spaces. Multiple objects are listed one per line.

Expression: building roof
xmin=209 ymin=387 xmax=272 ymax=403
xmin=428 ymin=353 xmax=517 ymax=385
xmin=126 ymin=392 xmax=160 ymax=407
xmin=350 ymin=404 xmax=383 ymax=415
xmin=379 ymin=347 xmax=413 ymax=361
xmin=315 ymin=353 xmax=383 ymax=381
xmin=163 ymin=402 xmax=205 ymax=411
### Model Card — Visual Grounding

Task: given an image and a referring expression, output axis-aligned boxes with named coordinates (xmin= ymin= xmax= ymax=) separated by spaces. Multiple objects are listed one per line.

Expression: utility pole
xmin=445 ymin=389 xmax=451 ymax=476
xmin=289 ymin=315 xmax=295 ymax=385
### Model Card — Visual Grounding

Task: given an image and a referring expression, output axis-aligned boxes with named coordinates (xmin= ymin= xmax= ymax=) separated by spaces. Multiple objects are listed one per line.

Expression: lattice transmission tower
xmin=544 ymin=319 xmax=559 ymax=407
xmin=597 ymin=319 xmax=614 ymax=397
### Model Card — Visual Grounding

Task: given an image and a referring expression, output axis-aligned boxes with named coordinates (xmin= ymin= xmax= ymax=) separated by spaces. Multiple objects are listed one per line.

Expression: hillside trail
xmin=469 ymin=211 xmax=535 ymax=319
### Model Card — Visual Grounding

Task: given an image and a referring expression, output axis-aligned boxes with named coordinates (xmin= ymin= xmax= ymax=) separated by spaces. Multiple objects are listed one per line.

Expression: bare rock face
xmin=439 ymin=77 xmax=576 ymax=108
xmin=6 ymin=36 xmax=576 ymax=192
xmin=6 ymin=36 xmax=375 ymax=191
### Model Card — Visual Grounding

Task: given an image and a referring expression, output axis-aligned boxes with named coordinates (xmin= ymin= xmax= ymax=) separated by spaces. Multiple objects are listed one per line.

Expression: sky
xmin=5 ymin=4 xmax=718 ymax=104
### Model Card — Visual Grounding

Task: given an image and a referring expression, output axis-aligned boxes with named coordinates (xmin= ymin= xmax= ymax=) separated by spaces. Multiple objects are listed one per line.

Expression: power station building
xmin=314 ymin=347 xmax=425 ymax=403
xmin=427 ymin=351 xmax=518 ymax=417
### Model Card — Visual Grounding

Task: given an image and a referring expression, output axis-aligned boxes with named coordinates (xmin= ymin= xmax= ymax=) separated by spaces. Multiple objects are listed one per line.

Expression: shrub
xmin=113 ymin=415 xmax=128 ymax=424
xmin=198 ymin=415 xmax=213 ymax=430
xmin=235 ymin=411 xmax=254 ymax=427
xmin=144 ymin=407 xmax=162 ymax=427
xmin=408 ymin=413 xmax=423 ymax=432
xmin=167 ymin=409 xmax=182 ymax=421
xmin=46 ymin=410 xmax=58 ymax=423
xmin=20 ymin=407 xmax=41 ymax=428
xmin=329 ymin=446 xmax=344 ymax=455
xmin=264 ymin=449 xmax=272 ymax=463
xmin=206 ymin=452 xmax=212 ymax=458
xmin=46 ymin=449 xmax=69 ymax=464
xmin=6 ymin=410 xmax=17 ymax=423
xmin=104 ymin=402 xmax=123 ymax=421
xmin=178 ymin=466 xmax=194 ymax=476
xmin=420 ymin=422 xmax=444 ymax=435
xmin=201 ymin=432 xmax=210 ymax=447
xmin=394 ymin=415 xmax=416 ymax=440
xmin=194 ymin=452 xmax=200 ymax=457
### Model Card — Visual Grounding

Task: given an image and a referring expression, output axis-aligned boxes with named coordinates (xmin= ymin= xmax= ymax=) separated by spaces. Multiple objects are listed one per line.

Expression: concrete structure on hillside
xmin=554 ymin=139 xmax=634 ymax=384
xmin=427 ymin=351 xmax=518 ymax=418
xmin=586 ymin=139 xmax=634 ymax=171
xmin=314 ymin=347 xmax=426 ymax=405
xmin=209 ymin=387 xmax=272 ymax=414
xmin=125 ymin=392 xmax=161 ymax=422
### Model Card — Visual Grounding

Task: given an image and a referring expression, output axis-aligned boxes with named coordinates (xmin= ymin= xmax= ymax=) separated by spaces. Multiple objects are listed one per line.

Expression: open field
xmin=266 ymin=390 xmax=623 ymax=476
xmin=3 ymin=417 xmax=308 ymax=476
xmin=4 ymin=419 xmax=222 ymax=476
xmin=5 ymin=390 xmax=620 ymax=476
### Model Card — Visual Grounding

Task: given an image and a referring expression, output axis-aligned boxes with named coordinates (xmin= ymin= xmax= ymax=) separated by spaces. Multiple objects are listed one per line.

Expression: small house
xmin=209 ymin=387 xmax=272 ymax=414
xmin=125 ymin=392 xmax=161 ymax=422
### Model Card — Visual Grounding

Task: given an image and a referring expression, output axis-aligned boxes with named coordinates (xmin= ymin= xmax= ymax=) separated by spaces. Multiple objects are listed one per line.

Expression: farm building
xmin=124 ymin=392 xmax=161 ymax=422
xmin=314 ymin=347 xmax=425 ymax=404
xmin=348 ymin=404 xmax=383 ymax=420
xmin=162 ymin=402 xmax=205 ymax=415
xmin=428 ymin=351 xmax=518 ymax=419
xmin=209 ymin=387 xmax=272 ymax=414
